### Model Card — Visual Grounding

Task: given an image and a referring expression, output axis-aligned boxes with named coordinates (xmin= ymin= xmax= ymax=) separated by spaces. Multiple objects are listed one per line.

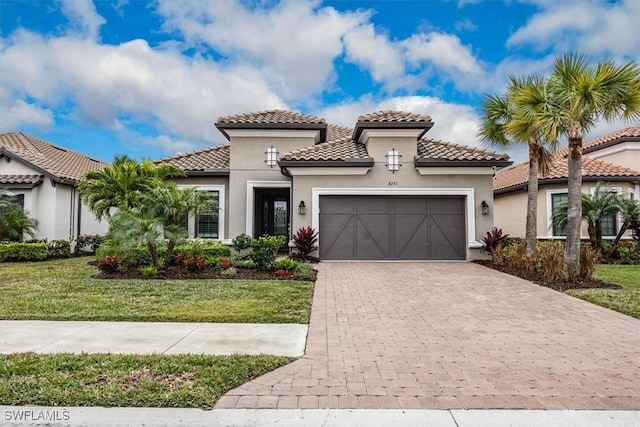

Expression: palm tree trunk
xmin=164 ymin=240 xmax=176 ymax=268
xmin=525 ymin=143 xmax=539 ymax=254
xmin=612 ymin=220 xmax=629 ymax=251
xmin=564 ymin=124 xmax=583 ymax=277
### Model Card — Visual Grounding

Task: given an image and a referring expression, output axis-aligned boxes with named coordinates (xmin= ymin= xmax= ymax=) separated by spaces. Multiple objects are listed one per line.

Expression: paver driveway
xmin=216 ymin=262 xmax=640 ymax=410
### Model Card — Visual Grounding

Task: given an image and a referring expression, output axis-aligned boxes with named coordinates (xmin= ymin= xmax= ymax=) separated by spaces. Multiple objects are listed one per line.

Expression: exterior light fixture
xmin=386 ymin=148 xmax=400 ymax=173
xmin=298 ymin=201 xmax=306 ymax=215
xmin=265 ymin=146 xmax=278 ymax=167
xmin=481 ymin=200 xmax=490 ymax=215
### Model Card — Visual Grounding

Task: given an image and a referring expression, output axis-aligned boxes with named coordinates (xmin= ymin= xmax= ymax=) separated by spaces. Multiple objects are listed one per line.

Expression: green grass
xmin=0 ymin=257 xmax=313 ymax=323
xmin=566 ymin=264 xmax=640 ymax=319
xmin=0 ymin=353 xmax=289 ymax=408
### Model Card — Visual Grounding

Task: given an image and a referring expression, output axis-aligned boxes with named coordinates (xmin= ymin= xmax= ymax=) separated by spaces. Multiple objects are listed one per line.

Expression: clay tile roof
xmin=494 ymin=127 xmax=640 ymax=193
xmin=0 ymin=132 xmax=108 ymax=182
xmin=155 ymin=145 xmax=229 ymax=172
xmin=217 ymin=110 xmax=325 ymax=125
xmin=280 ymin=139 xmax=369 ymax=161
xmin=358 ymin=110 xmax=432 ymax=123
xmin=417 ymin=139 xmax=510 ymax=161
xmin=0 ymin=174 xmax=44 ymax=186
xmin=326 ymin=123 xmax=353 ymax=142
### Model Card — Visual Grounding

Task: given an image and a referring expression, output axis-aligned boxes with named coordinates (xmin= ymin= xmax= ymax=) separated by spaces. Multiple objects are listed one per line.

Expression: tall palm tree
xmin=523 ymin=53 xmax=640 ymax=276
xmin=78 ymin=155 xmax=184 ymax=220
xmin=479 ymin=75 xmax=554 ymax=254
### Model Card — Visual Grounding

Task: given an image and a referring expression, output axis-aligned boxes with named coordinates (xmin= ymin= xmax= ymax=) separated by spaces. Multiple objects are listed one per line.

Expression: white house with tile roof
xmin=0 ymin=132 xmax=109 ymax=242
xmin=493 ymin=126 xmax=640 ymax=240
xmin=158 ymin=110 xmax=512 ymax=261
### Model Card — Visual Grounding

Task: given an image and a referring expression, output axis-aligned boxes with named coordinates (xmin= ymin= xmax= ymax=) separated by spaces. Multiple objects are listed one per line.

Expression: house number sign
xmin=388 ymin=181 xmax=398 ymax=187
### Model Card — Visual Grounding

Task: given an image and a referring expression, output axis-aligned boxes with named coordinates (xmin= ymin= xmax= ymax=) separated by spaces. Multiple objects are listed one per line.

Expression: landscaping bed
xmin=93 ymin=264 xmax=308 ymax=281
xmin=475 ymin=260 xmax=619 ymax=291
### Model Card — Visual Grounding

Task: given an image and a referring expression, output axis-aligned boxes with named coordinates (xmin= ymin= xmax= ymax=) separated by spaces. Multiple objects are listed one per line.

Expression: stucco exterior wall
xmin=494 ymin=190 xmax=527 ymax=237
xmin=0 ymin=157 xmax=37 ymax=175
xmin=587 ymin=150 xmax=640 ymax=172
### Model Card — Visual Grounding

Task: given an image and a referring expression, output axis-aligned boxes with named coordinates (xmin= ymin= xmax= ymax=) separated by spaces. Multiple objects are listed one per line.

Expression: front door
xmin=254 ymin=189 xmax=290 ymax=239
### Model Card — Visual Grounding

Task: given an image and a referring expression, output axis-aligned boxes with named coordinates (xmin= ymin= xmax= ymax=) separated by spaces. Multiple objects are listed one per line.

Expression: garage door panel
xmin=319 ymin=195 xmax=466 ymax=260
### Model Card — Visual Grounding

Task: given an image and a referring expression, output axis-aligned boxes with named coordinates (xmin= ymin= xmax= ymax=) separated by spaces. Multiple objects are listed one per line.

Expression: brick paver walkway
xmin=216 ymin=262 xmax=640 ymax=410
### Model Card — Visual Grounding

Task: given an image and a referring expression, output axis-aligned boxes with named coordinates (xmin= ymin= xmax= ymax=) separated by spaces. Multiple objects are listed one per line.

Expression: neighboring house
xmin=0 ymin=132 xmax=109 ymax=242
xmin=494 ymin=126 xmax=640 ymax=240
xmin=157 ymin=110 xmax=511 ymax=261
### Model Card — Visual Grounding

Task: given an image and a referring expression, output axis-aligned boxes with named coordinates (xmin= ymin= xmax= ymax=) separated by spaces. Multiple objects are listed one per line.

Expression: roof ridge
xmin=16 ymin=132 xmax=45 ymax=158
xmin=285 ymin=138 xmax=359 ymax=157
xmin=158 ymin=144 xmax=230 ymax=162
xmin=582 ymin=155 xmax=640 ymax=175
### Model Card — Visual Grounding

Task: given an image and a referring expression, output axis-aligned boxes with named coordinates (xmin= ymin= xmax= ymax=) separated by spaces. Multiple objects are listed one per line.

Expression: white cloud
xmin=403 ymin=32 xmax=482 ymax=75
xmin=454 ymin=19 xmax=477 ymax=32
xmin=157 ymin=0 xmax=368 ymax=100
xmin=343 ymin=25 xmax=405 ymax=83
xmin=60 ymin=0 xmax=106 ymax=40
xmin=0 ymin=31 xmax=286 ymax=147
xmin=0 ymin=87 xmax=54 ymax=131
xmin=507 ymin=0 xmax=640 ymax=59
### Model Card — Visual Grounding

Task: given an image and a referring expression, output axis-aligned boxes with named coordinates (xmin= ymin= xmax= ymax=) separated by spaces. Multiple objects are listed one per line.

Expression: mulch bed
xmin=474 ymin=260 xmax=620 ymax=292
xmin=94 ymin=266 xmax=292 ymax=281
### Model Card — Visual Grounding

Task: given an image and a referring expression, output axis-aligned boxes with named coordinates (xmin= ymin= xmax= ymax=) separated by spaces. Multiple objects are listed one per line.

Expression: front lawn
xmin=0 ymin=352 xmax=289 ymax=408
xmin=566 ymin=264 xmax=640 ymax=319
xmin=0 ymin=257 xmax=313 ymax=323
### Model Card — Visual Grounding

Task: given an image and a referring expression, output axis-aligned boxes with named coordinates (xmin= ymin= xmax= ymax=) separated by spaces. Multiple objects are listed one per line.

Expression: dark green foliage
xmin=250 ymin=235 xmax=286 ymax=270
xmin=231 ymin=234 xmax=252 ymax=253
xmin=173 ymin=242 xmax=230 ymax=261
xmin=47 ymin=240 xmax=71 ymax=259
xmin=0 ymin=243 xmax=48 ymax=262
xmin=75 ymin=234 xmax=105 ymax=254
xmin=293 ymin=263 xmax=316 ymax=281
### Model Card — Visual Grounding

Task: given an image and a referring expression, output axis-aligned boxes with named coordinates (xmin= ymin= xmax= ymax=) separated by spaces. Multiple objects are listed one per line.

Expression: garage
xmin=319 ymin=195 xmax=466 ymax=260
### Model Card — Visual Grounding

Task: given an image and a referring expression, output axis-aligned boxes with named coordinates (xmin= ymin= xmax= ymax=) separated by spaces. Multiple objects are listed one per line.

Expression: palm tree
xmin=0 ymin=189 xmax=39 ymax=241
xmin=612 ymin=198 xmax=640 ymax=250
xmin=479 ymin=75 xmax=554 ymax=253
xmin=552 ymin=182 xmax=623 ymax=249
xmin=78 ymin=155 xmax=184 ymax=220
xmin=530 ymin=53 xmax=640 ymax=276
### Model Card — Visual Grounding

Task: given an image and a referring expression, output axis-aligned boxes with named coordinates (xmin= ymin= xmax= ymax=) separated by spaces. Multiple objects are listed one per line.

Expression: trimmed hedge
xmin=0 ymin=243 xmax=48 ymax=262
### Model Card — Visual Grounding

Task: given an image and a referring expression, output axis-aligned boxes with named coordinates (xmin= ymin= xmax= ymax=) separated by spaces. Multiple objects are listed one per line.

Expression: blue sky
xmin=1 ymin=0 xmax=638 ymax=163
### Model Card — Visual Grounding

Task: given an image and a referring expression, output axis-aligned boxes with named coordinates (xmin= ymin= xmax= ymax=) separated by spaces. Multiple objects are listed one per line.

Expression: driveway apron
xmin=216 ymin=262 xmax=640 ymax=410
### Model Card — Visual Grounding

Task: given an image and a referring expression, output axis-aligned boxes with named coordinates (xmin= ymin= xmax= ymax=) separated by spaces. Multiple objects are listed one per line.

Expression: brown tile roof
xmin=217 ymin=110 xmax=325 ymax=124
xmin=418 ymin=139 xmax=510 ymax=162
xmin=280 ymin=139 xmax=369 ymax=161
xmin=0 ymin=174 xmax=44 ymax=186
xmin=494 ymin=127 xmax=640 ymax=193
xmin=358 ymin=110 xmax=432 ymax=123
xmin=155 ymin=145 xmax=230 ymax=172
xmin=0 ymin=132 xmax=108 ymax=182
xmin=327 ymin=124 xmax=353 ymax=142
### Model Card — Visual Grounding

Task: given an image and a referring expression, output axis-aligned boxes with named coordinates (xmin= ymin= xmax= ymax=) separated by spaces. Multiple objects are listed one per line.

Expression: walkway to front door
xmin=216 ymin=262 xmax=640 ymax=410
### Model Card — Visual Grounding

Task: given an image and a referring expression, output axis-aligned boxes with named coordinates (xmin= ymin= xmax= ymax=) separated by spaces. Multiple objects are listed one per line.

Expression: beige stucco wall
xmin=587 ymin=149 xmax=640 ymax=172
xmin=496 ymin=181 xmax=637 ymax=239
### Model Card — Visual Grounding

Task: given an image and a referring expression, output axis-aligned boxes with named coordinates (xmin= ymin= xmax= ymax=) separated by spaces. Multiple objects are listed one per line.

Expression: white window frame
xmin=590 ymin=185 xmax=623 ymax=238
xmin=246 ymin=181 xmax=291 ymax=237
xmin=546 ymin=189 xmax=570 ymax=238
xmin=177 ymin=184 xmax=225 ymax=240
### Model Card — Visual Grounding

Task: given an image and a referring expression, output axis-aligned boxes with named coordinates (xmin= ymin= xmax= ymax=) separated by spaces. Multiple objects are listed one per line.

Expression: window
xmin=601 ymin=213 xmax=616 ymax=237
xmin=195 ymin=191 xmax=219 ymax=239
xmin=551 ymin=193 xmax=568 ymax=236
xmin=13 ymin=194 xmax=25 ymax=210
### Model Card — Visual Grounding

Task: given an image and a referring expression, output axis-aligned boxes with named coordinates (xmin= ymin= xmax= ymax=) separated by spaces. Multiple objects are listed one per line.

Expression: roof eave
xmin=215 ymin=122 xmax=328 ymax=141
xmin=0 ymin=176 xmax=44 ymax=189
xmin=0 ymin=148 xmax=76 ymax=185
xmin=494 ymin=175 xmax=640 ymax=195
xmin=183 ymin=169 xmax=230 ymax=177
xmin=353 ymin=121 xmax=434 ymax=141
xmin=415 ymin=159 xmax=512 ymax=168
xmin=583 ymin=136 xmax=640 ymax=154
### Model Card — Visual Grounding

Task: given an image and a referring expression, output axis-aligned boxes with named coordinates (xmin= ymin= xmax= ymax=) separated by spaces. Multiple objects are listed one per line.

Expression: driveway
xmin=216 ymin=262 xmax=640 ymax=410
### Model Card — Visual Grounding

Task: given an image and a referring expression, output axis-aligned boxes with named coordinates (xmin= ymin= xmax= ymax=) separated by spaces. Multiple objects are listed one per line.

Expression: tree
xmin=478 ymin=75 xmax=554 ymax=253
xmin=78 ymin=155 xmax=184 ymax=221
xmin=0 ymin=189 xmax=39 ymax=241
xmin=612 ymin=198 xmax=640 ymax=250
xmin=552 ymin=182 xmax=623 ymax=249
xmin=528 ymin=53 xmax=640 ymax=276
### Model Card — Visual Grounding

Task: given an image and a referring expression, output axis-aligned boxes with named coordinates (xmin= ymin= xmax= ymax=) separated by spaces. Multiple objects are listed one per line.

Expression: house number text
xmin=388 ymin=181 xmax=398 ymax=187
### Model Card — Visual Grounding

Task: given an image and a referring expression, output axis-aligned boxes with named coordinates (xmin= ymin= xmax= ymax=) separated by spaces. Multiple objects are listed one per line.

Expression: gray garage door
xmin=319 ymin=196 xmax=466 ymax=260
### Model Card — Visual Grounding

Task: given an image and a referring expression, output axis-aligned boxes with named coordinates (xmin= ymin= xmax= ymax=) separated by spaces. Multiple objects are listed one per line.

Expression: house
xmin=157 ymin=110 xmax=511 ymax=260
xmin=493 ymin=126 xmax=640 ymax=240
xmin=0 ymin=132 xmax=109 ymax=242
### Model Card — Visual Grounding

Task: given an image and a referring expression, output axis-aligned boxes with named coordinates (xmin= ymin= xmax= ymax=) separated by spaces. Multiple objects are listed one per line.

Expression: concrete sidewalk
xmin=1 ymin=407 xmax=638 ymax=427
xmin=0 ymin=320 xmax=307 ymax=357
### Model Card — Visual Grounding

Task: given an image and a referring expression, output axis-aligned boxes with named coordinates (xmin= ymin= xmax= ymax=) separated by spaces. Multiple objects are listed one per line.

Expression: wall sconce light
xmin=481 ymin=200 xmax=490 ymax=215
xmin=265 ymin=146 xmax=278 ymax=167
xmin=386 ymin=148 xmax=400 ymax=173
xmin=298 ymin=201 xmax=306 ymax=215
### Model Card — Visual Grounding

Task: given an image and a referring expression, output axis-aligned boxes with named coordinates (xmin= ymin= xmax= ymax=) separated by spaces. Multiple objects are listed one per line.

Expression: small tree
xmin=612 ymin=198 xmax=640 ymax=251
xmin=0 ymin=189 xmax=39 ymax=241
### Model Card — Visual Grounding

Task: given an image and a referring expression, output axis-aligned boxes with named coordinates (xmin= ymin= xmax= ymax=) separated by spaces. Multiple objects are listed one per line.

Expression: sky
xmin=1 ymin=0 xmax=639 ymax=164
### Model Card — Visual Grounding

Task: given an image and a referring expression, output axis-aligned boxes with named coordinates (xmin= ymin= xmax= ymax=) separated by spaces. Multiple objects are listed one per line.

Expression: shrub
xmin=218 ymin=257 xmax=231 ymax=269
xmin=96 ymin=256 xmax=119 ymax=273
xmin=293 ymin=263 xmax=316 ymax=281
xmin=75 ymin=234 xmax=105 ymax=254
xmin=230 ymin=255 xmax=256 ymax=269
xmin=206 ymin=257 xmax=223 ymax=271
xmin=173 ymin=241 xmax=230 ymax=260
xmin=0 ymin=243 xmax=48 ymax=262
xmin=250 ymin=235 xmax=286 ymax=270
xmin=580 ymin=246 xmax=599 ymax=279
xmin=47 ymin=239 xmax=71 ymax=259
xmin=176 ymin=253 xmax=206 ymax=272
xmin=292 ymin=227 xmax=318 ymax=261
xmin=221 ymin=267 xmax=238 ymax=278
xmin=482 ymin=227 xmax=509 ymax=260
xmin=232 ymin=234 xmax=252 ymax=253
xmin=138 ymin=265 xmax=158 ymax=277
xmin=276 ymin=269 xmax=292 ymax=279
xmin=117 ymin=247 xmax=152 ymax=270
xmin=274 ymin=257 xmax=297 ymax=271
xmin=536 ymin=241 xmax=567 ymax=281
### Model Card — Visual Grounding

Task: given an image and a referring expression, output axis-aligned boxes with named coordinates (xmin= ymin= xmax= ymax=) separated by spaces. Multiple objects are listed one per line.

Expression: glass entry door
xmin=254 ymin=188 xmax=290 ymax=240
